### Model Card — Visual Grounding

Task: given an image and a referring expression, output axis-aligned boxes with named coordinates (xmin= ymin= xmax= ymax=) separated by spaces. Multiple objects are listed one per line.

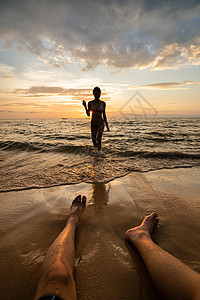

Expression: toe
xmin=82 ymin=195 xmax=87 ymax=205
xmin=151 ymin=212 xmax=158 ymax=218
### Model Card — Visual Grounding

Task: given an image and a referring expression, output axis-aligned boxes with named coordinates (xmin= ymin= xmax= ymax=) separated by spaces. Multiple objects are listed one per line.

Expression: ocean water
xmin=0 ymin=117 xmax=199 ymax=191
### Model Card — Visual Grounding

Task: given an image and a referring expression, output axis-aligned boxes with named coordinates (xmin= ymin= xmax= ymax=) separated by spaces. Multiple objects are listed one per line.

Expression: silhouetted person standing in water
xmin=82 ymin=87 xmax=110 ymax=152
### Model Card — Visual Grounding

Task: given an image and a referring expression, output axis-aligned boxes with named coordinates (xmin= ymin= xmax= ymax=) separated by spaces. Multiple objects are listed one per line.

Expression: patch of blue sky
xmin=0 ymin=43 xmax=37 ymax=72
xmin=0 ymin=39 xmax=7 ymax=49
xmin=41 ymin=39 xmax=55 ymax=50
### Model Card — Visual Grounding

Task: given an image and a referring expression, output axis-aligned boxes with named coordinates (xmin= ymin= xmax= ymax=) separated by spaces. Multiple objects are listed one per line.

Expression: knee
xmin=97 ymin=133 xmax=102 ymax=140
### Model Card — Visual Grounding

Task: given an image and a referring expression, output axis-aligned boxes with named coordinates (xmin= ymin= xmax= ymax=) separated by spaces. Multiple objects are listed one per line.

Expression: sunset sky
xmin=0 ymin=0 xmax=200 ymax=119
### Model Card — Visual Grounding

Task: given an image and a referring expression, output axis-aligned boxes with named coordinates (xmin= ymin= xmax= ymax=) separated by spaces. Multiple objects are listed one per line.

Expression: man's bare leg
xmin=124 ymin=213 xmax=200 ymax=300
xmin=34 ymin=195 xmax=86 ymax=300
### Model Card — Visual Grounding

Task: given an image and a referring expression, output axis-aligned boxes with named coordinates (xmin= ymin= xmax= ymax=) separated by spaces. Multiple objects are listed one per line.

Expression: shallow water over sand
xmin=0 ymin=118 xmax=200 ymax=191
xmin=0 ymin=168 xmax=199 ymax=300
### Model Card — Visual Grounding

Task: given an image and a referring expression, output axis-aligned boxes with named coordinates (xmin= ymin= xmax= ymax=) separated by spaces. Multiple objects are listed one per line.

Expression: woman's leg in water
xmin=91 ymin=123 xmax=98 ymax=148
xmin=97 ymin=122 xmax=104 ymax=151
xmin=124 ymin=213 xmax=200 ymax=300
xmin=34 ymin=195 xmax=86 ymax=300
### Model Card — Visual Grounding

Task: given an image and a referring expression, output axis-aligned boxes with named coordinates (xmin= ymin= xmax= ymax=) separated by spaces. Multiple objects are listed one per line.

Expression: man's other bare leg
xmin=34 ymin=195 xmax=86 ymax=300
xmin=124 ymin=213 xmax=200 ymax=300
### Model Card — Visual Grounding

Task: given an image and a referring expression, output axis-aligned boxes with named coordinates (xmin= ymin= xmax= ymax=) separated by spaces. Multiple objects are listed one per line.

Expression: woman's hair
xmin=93 ymin=86 xmax=101 ymax=95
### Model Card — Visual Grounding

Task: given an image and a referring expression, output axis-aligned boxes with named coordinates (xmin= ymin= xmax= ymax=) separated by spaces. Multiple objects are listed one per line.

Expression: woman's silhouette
xmin=83 ymin=87 xmax=110 ymax=152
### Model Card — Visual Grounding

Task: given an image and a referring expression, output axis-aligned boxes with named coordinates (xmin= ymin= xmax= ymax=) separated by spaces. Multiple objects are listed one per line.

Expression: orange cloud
xmin=132 ymin=82 xmax=187 ymax=90
xmin=9 ymin=86 xmax=110 ymax=100
xmin=184 ymin=81 xmax=200 ymax=85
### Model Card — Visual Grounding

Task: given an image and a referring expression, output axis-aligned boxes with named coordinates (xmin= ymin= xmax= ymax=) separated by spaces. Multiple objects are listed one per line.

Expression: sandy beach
xmin=0 ymin=167 xmax=199 ymax=300
xmin=1 ymin=0 xmax=200 ymax=298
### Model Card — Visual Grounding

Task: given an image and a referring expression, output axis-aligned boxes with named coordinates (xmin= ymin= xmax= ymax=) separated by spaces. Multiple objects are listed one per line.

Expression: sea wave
xmin=1 ymin=140 xmax=200 ymax=160
xmin=0 ymin=164 xmax=199 ymax=193
xmin=1 ymin=140 xmax=200 ymax=161
xmin=0 ymin=140 xmax=93 ymax=154
xmin=0 ymin=140 xmax=41 ymax=152
xmin=116 ymin=150 xmax=200 ymax=159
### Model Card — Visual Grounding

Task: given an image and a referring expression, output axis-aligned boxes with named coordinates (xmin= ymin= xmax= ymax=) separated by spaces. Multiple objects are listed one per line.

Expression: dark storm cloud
xmin=0 ymin=0 xmax=199 ymax=70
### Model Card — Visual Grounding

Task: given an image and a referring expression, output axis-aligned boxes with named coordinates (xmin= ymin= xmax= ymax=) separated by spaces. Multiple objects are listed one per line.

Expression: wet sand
xmin=0 ymin=167 xmax=199 ymax=300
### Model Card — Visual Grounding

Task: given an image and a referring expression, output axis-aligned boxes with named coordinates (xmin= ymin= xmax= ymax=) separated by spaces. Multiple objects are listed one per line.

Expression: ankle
xmin=125 ymin=228 xmax=150 ymax=245
xmin=68 ymin=215 xmax=79 ymax=226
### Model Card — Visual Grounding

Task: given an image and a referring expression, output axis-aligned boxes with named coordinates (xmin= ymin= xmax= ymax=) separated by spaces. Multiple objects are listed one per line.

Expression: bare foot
xmin=69 ymin=195 xmax=86 ymax=222
xmin=124 ymin=212 xmax=159 ymax=245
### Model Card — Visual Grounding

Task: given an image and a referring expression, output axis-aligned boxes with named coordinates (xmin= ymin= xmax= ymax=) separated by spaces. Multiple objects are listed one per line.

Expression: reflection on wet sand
xmin=91 ymin=183 xmax=110 ymax=213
